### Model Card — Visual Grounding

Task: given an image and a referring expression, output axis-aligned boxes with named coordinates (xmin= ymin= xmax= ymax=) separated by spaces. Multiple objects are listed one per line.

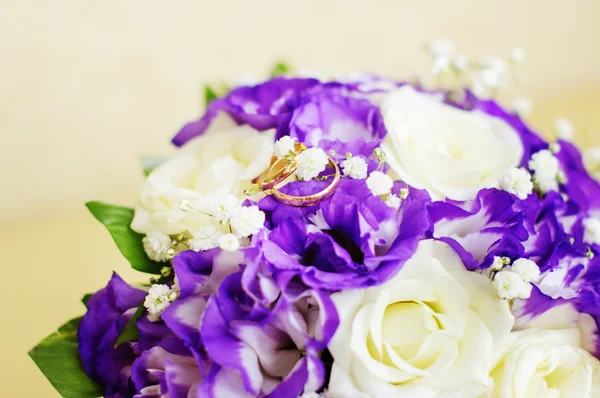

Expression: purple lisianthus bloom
xmin=520 ymin=192 xmax=572 ymax=267
xmin=555 ymin=140 xmax=600 ymax=213
xmin=79 ymin=273 xmax=201 ymax=398
xmin=278 ymin=91 xmax=387 ymax=162
xmin=172 ymin=78 xmax=320 ymax=147
xmin=428 ymin=188 xmax=530 ymax=270
xmin=159 ymin=248 xmax=248 ymax=356
xmin=198 ymin=270 xmax=338 ymax=397
xmin=161 ymin=245 xmax=338 ymax=397
xmin=130 ymin=346 xmax=204 ymax=398
xmin=78 ymin=273 xmax=148 ymax=397
xmin=259 ymin=178 xmax=430 ymax=290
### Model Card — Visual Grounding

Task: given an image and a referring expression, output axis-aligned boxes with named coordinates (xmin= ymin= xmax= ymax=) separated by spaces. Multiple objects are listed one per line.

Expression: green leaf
xmin=140 ymin=154 xmax=170 ymax=176
xmin=86 ymin=201 xmax=163 ymax=274
xmin=81 ymin=293 xmax=93 ymax=308
xmin=114 ymin=303 xmax=145 ymax=347
xmin=203 ymin=82 xmax=230 ymax=107
xmin=204 ymin=85 xmax=219 ymax=106
xmin=29 ymin=317 xmax=103 ymax=398
xmin=269 ymin=61 xmax=292 ymax=78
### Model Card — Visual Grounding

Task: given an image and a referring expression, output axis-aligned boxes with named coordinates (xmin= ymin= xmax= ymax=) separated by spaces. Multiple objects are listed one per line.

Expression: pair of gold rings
xmin=252 ymin=142 xmax=341 ymax=207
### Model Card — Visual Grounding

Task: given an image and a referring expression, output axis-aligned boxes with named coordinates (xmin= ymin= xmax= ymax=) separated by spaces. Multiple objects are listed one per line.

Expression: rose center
xmin=381 ymin=301 xmax=439 ymax=359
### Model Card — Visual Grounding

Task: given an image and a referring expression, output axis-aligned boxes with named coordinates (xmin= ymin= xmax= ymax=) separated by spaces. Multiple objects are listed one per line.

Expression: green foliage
xmin=269 ymin=61 xmax=292 ymax=78
xmin=114 ymin=303 xmax=145 ymax=347
xmin=203 ymin=82 xmax=230 ymax=107
xmin=28 ymin=317 xmax=102 ymax=398
xmin=81 ymin=293 xmax=93 ymax=308
xmin=204 ymin=85 xmax=219 ymax=106
xmin=85 ymin=201 xmax=162 ymax=274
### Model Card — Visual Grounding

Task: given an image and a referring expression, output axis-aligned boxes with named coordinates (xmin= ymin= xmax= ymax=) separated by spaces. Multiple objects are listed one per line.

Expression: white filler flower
xmin=381 ymin=86 xmax=523 ymax=201
xmin=529 ymin=149 xmax=560 ymax=193
xmin=511 ymin=97 xmax=532 ymax=117
xmin=366 ymin=171 xmax=393 ymax=196
xmin=340 ymin=156 xmax=368 ymax=179
xmin=188 ymin=225 xmax=222 ymax=252
xmin=493 ymin=270 xmax=532 ymax=300
xmin=142 ymin=232 xmax=172 ymax=262
xmin=509 ymin=258 xmax=540 ymax=283
xmin=499 ymin=167 xmax=533 ymax=199
xmin=327 ymin=240 xmax=514 ymax=398
xmin=218 ymin=233 xmax=241 ymax=252
xmin=296 ymin=147 xmax=329 ymax=181
xmin=274 ymin=136 xmax=296 ymax=158
xmin=230 ymin=205 xmax=265 ymax=238
xmin=554 ymin=117 xmax=575 ymax=141
xmin=144 ymin=284 xmax=173 ymax=322
xmin=384 ymin=194 xmax=402 ymax=209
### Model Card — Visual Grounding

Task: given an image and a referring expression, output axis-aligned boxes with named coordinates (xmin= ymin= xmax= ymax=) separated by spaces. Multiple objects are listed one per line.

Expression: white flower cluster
xmin=511 ymin=96 xmax=533 ymax=117
xmin=425 ymin=38 xmax=525 ymax=98
xmin=491 ymin=256 xmax=540 ymax=300
xmin=340 ymin=155 xmax=368 ymax=179
xmin=554 ymin=117 xmax=575 ymax=141
xmin=499 ymin=167 xmax=533 ymax=199
xmin=144 ymin=283 xmax=179 ymax=322
xmin=274 ymin=136 xmax=296 ymax=158
xmin=142 ymin=194 xmax=265 ymax=261
xmin=364 ymin=164 xmax=408 ymax=210
xmin=296 ymin=147 xmax=329 ymax=181
xmin=366 ymin=171 xmax=393 ymax=196
xmin=528 ymin=149 xmax=563 ymax=193
xmin=143 ymin=232 xmax=174 ymax=262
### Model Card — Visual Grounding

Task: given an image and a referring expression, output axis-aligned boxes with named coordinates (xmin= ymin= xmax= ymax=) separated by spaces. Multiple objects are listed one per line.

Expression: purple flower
xmin=172 ymin=78 xmax=320 ymax=147
xmin=199 ymin=270 xmax=337 ymax=397
xmin=428 ymin=188 xmax=530 ymax=270
xmin=521 ymin=192 xmax=571 ymax=268
xmin=159 ymin=246 xmax=339 ymax=396
xmin=259 ymin=178 xmax=430 ymax=290
xmin=78 ymin=273 xmax=148 ymax=397
xmin=131 ymin=346 xmax=204 ymax=398
xmin=79 ymin=273 xmax=206 ymax=398
xmin=161 ymin=249 xmax=338 ymax=398
xmin=171 ymin=77 xmax=393 ymax=164
xmin=556 ymin=140 xmax=600 ymax=213
xmin=279 ymin=91 xmax=387 ymax=162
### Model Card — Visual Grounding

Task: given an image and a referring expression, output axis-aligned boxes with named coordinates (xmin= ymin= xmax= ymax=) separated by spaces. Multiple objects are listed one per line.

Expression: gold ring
xmin=268 ymin=157 xmax=341 ymax=207
xmin=252 ymin=142 xmax=305 ymax=190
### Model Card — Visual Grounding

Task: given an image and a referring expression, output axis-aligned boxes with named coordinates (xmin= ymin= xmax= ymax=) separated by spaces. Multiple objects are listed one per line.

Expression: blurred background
xmin=1 ymin=0 xmax=599 ymax=395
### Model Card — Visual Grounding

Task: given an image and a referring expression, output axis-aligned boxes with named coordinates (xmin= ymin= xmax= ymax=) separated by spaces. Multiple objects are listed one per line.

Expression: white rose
xmin=380 ymin=86 xmax=524 ymax=201
xmin=132 ymin=114 xmax=274 ymax=235
xmin=488 ymin=329 xmax=600 ymax=398
xmin=328 ymin=240 xmax=514 ymax=398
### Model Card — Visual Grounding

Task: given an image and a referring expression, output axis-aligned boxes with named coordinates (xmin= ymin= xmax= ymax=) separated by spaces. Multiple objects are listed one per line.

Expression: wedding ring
xmin=269 ymin=157 xmax=341 ymax=207
xmin=252 ymin=142 xmax=305 ymax=190
xmin=252 ymin=143 xmax=341 ymax=207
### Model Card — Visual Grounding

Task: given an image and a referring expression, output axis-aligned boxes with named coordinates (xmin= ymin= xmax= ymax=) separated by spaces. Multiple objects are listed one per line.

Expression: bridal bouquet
xmin=30 ymin=43 xmax=600 ymax=398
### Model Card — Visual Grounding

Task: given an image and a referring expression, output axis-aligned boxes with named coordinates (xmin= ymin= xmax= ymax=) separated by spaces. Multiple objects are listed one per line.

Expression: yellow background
xmin=2 ymin=1 xmax=600 ymax=396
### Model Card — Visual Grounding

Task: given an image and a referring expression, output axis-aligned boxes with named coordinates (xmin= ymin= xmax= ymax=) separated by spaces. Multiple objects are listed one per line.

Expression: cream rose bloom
xmin=132 ymin=114 xmax=274 ymax=235
xmin=488 ymin=329 xmax=600 ymax=398
xmin=380 ymin=86 xmax=524 ymax=201
xmin=327 ymin=240 xmax=514 ymax=398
